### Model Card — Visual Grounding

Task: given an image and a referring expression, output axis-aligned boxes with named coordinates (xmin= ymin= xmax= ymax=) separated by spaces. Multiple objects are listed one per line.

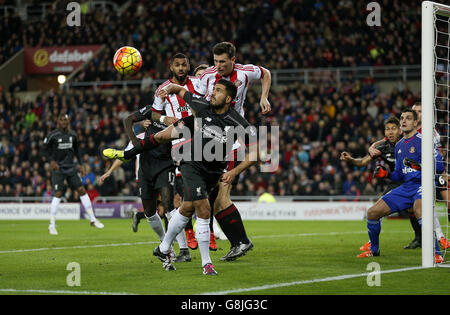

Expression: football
xmin=113 ymin=46 xmax=142 ymax=76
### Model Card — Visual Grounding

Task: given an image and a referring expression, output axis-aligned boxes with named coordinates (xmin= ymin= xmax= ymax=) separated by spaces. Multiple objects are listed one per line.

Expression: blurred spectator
xmin=86 ymin=182 xmax=99 ymax=202
xmin=1 ymin=1 xmax=422 ymax=82
xmin=0 ymin=65 xmax=424 ymax=200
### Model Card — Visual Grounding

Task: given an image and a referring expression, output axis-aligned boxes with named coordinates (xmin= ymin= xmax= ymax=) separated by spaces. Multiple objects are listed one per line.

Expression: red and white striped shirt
xmin=196 ymin=63 xmax=264 ymax=117
xmin=152 ymin=76 xmax=200 ymax=119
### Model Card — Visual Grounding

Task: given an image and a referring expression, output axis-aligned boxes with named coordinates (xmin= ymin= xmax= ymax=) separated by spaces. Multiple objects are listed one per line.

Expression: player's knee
xmin=180 ymin=201 xmax=195 ymax=217
xmin=214 ymin=184 xmax=232 ymax=212
xmin=142 ymin=199 xmax=157 ymax=217
xmin=173 ymin=194 xmax=182 ymax=209
xmin=194 ymin=199 xmax=210 ymax=219
xmin=54 ymin=191 xmax=63 ymax=198
xmin=367 ymin=206 xmax=382 ymax=220
xmin=144 ymin=207 xmax=156 ymax=217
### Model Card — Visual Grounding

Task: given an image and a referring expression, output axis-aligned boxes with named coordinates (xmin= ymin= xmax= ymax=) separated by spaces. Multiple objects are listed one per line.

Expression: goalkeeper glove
xmin=403 ymin=158 xmax=421 ymax=171
xmin=374 ymin=165 xmax=389 ymax=179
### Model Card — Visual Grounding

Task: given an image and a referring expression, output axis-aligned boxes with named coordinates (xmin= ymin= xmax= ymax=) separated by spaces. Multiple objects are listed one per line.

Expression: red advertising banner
xmin=24 ymin=45 xmax=102 ymax=74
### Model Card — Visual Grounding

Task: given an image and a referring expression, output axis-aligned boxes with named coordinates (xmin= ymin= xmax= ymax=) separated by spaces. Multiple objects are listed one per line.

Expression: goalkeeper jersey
xmin=390 ymin=132 xmax=444 ymax=185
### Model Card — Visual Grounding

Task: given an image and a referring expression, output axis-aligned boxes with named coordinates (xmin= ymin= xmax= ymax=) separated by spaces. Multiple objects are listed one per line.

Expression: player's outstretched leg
xmin=155 ymin=206 xmax=190 ymax=271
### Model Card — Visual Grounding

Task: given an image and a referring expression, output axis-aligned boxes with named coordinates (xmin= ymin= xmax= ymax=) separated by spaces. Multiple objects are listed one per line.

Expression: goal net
xmin=422 ymin=1 xmax=450 ymax=267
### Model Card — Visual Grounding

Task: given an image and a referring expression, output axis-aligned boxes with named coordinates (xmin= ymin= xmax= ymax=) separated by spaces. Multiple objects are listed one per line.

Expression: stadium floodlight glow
xmin=422 ymin=1 xmax=450 ymax=268
xmin=57 ymin=74 xmax=66 ymax=85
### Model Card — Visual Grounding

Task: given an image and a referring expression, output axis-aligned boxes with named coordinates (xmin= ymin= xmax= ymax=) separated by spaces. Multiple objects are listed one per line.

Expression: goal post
xmin=421 ymin=1 xmax=450 ymax=268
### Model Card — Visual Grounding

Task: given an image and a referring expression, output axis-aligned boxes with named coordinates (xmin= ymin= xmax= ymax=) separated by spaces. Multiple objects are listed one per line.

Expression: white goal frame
xmin=422 ymin=1 xmax=450 ymax=268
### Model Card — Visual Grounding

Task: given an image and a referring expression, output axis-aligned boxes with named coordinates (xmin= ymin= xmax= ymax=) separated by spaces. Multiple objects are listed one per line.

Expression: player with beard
xmin=120 ymin=54 xmax=198 ymax=263
xmin=103 ymin=79 xmax=260 ymax=275
xmin=195 ymin=42 xmax=272 ymax=261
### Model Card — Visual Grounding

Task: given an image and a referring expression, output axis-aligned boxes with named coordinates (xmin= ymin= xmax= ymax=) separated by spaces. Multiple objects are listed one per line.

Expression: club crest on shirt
xmin=234 ymin=80 xmax=243 ymax=88
xmin=409 ymin=146 xmax=415 ymax=153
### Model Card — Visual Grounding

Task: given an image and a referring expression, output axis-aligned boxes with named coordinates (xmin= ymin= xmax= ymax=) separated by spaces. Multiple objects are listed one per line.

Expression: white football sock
xmin=145 ymin=213 xmax=165 ymax=241
xmin=50 ymin=196 xmax=61 ymax=226
xmin=170 ymin=209 xmax=188 ymax=249
xmin=196 ymin=217 xmax=212 ymax=266
xmin=80 ymin=194 xmax=96 ymax=222
xmin=159 ymin=210 xmax=189 ymax=253
xmin=434 ymin=213 xmax=444 ymax=239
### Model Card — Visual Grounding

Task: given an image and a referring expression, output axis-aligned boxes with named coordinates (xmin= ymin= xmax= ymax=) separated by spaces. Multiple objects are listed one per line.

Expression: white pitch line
xmin=0 ymin=288 xmax=136 ymax=295
xmin=0 ymin=241 xmax=159 ymax=254
xmin=199 ymin=266 xmax=427 ymax=295
xmin=0 ymin=230 xmax=410 ymax=254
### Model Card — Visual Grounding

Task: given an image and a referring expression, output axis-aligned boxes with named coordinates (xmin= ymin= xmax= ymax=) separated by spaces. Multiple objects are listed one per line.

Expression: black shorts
xmin=52 ymin=170 xmax=83 ymax=192
xmin=138 ymin=165 xmax=175 ymax=200
xmin=436 ymin=175 xmax=447 ymax=193
xmin=179 ymin=162 xmax=221 ymax=201
xmin=225 ymin=148 xmax=243 ymax=186
xmin=174 ymin=175 xmax=184 ymax=197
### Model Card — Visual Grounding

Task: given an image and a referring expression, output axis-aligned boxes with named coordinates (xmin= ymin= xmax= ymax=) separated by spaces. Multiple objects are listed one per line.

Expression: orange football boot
xmin=359 ymin=241 xmax=371 ymax=252
xmin=185 ymin=229 xmax=198 ymax=250
xmin=209 ymin=231 xmax=218 ymax=251
xmin=439 ymin=237 xmax=450 ymax=250
xmin=357 ymin=250 xmax=379 ymax=258
xmin=435 ymin=254 xmax=444 ymax=264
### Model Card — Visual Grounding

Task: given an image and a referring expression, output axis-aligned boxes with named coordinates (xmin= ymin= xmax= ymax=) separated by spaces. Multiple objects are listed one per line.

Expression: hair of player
xmin=213 ymin=42 xmax=236 ymax=58
xmin=217 ymin=79 xmax=237 ymax=100
xmin=170 ymin=53 xmax=189 ymax=64
xmin=59 ymin=113 xmax=69 ymax=120
xmin=193 ymin=64 xmax=209 ymax=76
xmin=384 ymin=116 xmax=400 ymax=127
xmin=402 ymin=108 xmax=418 ymax=121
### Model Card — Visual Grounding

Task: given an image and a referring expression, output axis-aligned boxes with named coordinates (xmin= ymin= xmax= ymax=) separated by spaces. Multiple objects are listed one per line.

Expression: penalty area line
xmin=198 ymin=266 xmax=426 ymax=295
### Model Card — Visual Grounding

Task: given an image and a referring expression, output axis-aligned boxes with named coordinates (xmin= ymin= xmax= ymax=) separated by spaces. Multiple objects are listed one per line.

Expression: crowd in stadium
xmin=0 ymin=77 xmax=422 ymax=200
xmin=0 ymin=0 xmax=426 ymax=200
xmin=1 ymin=0 xmax=420 ymax=80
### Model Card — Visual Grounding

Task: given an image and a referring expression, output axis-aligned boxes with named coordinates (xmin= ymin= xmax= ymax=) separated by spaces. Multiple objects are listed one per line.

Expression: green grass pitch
xmin=0 ymin=218 xmax=449 ymax=295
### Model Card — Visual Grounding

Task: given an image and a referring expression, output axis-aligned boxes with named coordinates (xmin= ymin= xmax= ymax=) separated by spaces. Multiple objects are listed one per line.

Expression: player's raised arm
xmin=340 ymin=151 xmax=373 ymax=167
xmin=368 ymin=138 xmax=385 ymax=158
xmin=259 ymin=66 xmax=272 ymax=115
xmin=158 ymin=83 xmax=188 ymax=101
xmin=123 ymin=107 xmax=152 ymax=147
xmin=99 ymin=159 xmax=123 ymax=185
